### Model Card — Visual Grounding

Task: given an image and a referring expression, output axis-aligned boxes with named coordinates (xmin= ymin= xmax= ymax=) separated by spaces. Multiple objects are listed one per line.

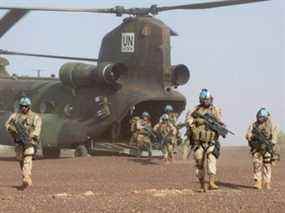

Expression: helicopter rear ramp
xmin=89 ymin=142 xmax=163 ymax=157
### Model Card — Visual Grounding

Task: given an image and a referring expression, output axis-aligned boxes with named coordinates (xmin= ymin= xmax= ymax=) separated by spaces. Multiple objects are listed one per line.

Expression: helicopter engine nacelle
xmin=171 ymin=64 xmax=190 ymax=87
xmin=59 ymin=62 xmax=127 ymax=88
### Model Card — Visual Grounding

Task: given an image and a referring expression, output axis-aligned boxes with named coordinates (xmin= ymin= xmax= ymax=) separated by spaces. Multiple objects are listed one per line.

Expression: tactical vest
xmin=253 ymin=120 xmax=273 ymax=140
xmin=14 ymin=112 xmax=37 ymax=135
xmin=158 ymin=123 xmax=174 ymax=137
xmin=191 ymin=105 xmax=219 ymax=142
xmin=137 ymin=120 xmax=152 ymax=135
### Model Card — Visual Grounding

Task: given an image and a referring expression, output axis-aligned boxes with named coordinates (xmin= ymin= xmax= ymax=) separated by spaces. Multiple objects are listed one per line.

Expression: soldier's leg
xmin=172 ymin=136 xmax=178 ymax=160
xmin=206 ymin=144 xmax=219 ymax=190
xmin=263 ymin=163 xmax=272 ymax=189
xmin=252 ymin=152 xmax=263 ymax=189
xmin=194 ymin=145 xmax=206 ymax=191
xmin=15 ymin=145 xmax=24 ymax=170
xmin=167 ymin=143 xmax=174 ymax=162
xmin=194 ymin=145 xmax=205 ymax=179
xmin=22 ymin=146 xmax=35 ymax=188
xmin=263 ymin=152 xmax=272 ymax=189
xmin=136 ymin=135 xmax=144 ymax=157
xmin=146 ymin=138 xmax=152 ymax=158
xmin=162 ymin=144 xmax=169 ymax=162
xmin=207 ymin=151 xmax=219 ymax=190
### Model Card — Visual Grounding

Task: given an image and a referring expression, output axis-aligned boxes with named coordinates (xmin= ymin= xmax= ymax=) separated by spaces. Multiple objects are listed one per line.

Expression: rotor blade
xmin=0 ymin=6 xmax=116 ymax=14
xmin=0 ymin=49 xmax=98 ymax=62
xmin=0 ymin=9 xmax=28 ymax=39
xmin=158 ymin=0 xmax=270 ymax=12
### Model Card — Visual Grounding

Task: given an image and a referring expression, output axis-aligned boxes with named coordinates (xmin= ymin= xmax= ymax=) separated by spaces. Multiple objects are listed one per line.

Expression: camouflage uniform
xmin=5 ymin=110 xmax=42 ymax=187
xmin=187 ymin=104 xmax=222 ymax=190
xmin=168 ymin=112 xmax=181 ymax=144
xmin=129 ymin=116 xmax=140 ymax=145
xmin=245 ymin=118 xmax=279 ymax=189
xmin=0 ymin=56 xmax=10 ymax=77
xmin=153 ymin=120 xmax=177 ymax=163
xmin=135 ymin=118 xmax=152 ymax=157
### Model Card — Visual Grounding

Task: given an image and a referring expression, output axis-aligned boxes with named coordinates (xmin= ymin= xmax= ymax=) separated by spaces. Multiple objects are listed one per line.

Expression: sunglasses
xmin=19 ymin=105 xmax=29 ymax=108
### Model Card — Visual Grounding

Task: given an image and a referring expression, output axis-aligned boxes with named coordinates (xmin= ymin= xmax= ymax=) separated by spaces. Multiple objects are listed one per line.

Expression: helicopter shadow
xmin=217 ymin=181 xmax=255 ymax=190
xmin=128 ymin=158 xmax=160 ymax=166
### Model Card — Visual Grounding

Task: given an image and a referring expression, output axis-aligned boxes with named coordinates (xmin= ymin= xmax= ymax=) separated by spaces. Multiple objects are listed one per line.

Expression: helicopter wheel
xmin=42 ymin=147 xmax=61 ymax=158
xmin=74 ymin=145 xmax=89 ymax=157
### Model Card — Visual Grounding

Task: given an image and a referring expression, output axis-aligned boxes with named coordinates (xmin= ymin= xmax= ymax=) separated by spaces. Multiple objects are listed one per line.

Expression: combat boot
xmin=209 ymin=175 xmax=219 ymax=190
xmin=264 ymin=182 xmax=271 ymax=190
xmin=22 ymin=175 xmax=32 ymax=189
xmin=198 ymin=178 xmax=207 ymax=192
xmin=254 ymin=180 xmax=262 ymax=190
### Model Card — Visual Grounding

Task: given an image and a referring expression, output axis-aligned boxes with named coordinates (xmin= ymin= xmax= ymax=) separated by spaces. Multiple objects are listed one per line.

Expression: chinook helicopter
xmin=0 ymin=0 xmax=269 ymax=158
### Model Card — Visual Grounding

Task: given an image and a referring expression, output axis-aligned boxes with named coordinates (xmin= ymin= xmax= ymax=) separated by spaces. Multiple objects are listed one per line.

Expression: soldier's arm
xmin=153 ymin=123 xmax=159 ymax=133
xmin=245 ymin=122 xmax=254 ymax=142
xmin=4 ymin=113 xmax=17 ymax=133
xmin=30 ymin=114 xmax=42 ymax=142
xmin=186 ymin=108 xmax=197 ymax=126
xmin=271 ymin=121 xmax=279 ymax=145
xmin=213 ymin=106 xmax=223 ymax=124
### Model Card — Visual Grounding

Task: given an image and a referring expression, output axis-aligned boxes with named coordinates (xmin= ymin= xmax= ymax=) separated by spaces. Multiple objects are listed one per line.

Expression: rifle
xmin=155 ymin=130 xmax=173 ymax=146
xmin=11 ymin=120 xmax=31 ymax=145
xmin=177 ymin=122 xmax=188 ymax=129
xmin=142 ymin=126 xmax=159 ymax=143
xmin=251 ymin=126 xmax=274 ymax=154
xmin=192 ymin=112 xmax=235 ymax=138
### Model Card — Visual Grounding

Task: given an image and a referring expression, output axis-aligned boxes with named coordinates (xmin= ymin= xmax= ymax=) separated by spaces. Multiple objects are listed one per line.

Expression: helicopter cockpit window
xmin=64 ymin=104 xmax=75 ymax=118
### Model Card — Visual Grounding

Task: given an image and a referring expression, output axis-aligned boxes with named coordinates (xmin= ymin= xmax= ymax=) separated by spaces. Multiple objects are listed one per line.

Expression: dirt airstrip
xmin=0 ymin=147 xmax=284 ymax=213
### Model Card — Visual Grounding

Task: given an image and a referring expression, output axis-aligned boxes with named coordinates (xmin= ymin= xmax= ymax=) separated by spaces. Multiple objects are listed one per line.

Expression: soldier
xmin=164 ymin=105 xmax=178 ymax=125
xmin=135 ymin=112 xmax=153 ymax=158
xmin=186 ymin=88 xmax=223 ymax=191
xmin=5 ymin=97 xmax=42 ymax=189
xmin=245 ymin=108 xmax=279 ymax=190
xmin=164 ymin=104 xmax=182 ymax=149
xmin=129 ymin=116 xmax=140 ymax=145
xmin=154 ymin=114 xmax=177 ymax=164
xmin=0 ymin=56 xmax=10 ymax=77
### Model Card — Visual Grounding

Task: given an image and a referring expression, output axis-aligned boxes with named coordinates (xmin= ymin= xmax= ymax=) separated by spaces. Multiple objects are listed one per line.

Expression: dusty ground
xmin=0 ymin=147 xmax=284 ymax=213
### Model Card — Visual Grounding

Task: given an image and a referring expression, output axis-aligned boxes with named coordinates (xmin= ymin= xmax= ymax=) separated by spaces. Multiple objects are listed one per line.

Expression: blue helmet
xmin=199 ymin=88 xmax=211 ymax=103
xmin=161 ymin=113 xmax=169 ymax=122
xmin=256 ymin=107 xmax=270 ymax=119
xmin=19 ymin=97 xmax=32 ymax=107
xmin=142 ymin=111 xmax=151 ymax=118
xmin=164 ymin=105 xmax=173 ymax=113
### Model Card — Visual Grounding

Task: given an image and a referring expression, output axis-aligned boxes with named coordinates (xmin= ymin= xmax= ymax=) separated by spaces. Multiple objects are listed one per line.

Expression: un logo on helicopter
xmin=121 ymin=33 xmax=135 ymax=53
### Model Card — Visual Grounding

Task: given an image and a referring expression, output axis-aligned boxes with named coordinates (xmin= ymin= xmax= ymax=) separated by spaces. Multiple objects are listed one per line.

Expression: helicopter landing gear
xmin=74 ymin=145 xmax=89 ymax=157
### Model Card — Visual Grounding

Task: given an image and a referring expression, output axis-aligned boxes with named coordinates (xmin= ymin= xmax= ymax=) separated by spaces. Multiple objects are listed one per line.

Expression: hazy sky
xmin=0 ymin=0 xmax=284 ymax=145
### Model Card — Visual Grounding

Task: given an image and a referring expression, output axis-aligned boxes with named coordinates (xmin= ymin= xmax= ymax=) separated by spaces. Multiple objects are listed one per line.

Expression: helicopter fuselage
xmin=0 ymin=16 xmax=190 ymax=155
